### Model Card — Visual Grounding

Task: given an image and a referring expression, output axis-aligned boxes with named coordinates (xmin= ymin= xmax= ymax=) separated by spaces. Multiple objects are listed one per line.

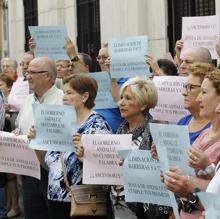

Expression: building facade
xmin=1 ymin=0 xmax=220 ymax=74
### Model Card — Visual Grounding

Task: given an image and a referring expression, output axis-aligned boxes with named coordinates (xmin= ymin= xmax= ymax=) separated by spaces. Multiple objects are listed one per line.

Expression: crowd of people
xmin=0 ymin=34 xmax=220 ymax=219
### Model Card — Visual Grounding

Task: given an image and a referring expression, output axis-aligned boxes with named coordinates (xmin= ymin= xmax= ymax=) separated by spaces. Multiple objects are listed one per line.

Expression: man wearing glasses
xmin=95 ymin=43 xmax=126 ymax=133
xmin=15 ymin=56 xmax=63 ymax=219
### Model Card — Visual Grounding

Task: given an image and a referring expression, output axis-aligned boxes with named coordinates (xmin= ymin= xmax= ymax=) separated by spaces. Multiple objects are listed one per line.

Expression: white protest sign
xmin=0 ymin=131 xmax=40 ymax=179
xmin=8 ymin=78 xmax=29 ymax=111
xmin=30 ymin=104 xmax=77 ymax=152
xmin=181 ymin=15 xmax=219 ymax=59
xmin=88 ymin=72 xmax=118 ymax=109
xmin=29 ymin=25 xmax=69 ymax=60
xmin=150 ymin=76 xmax=189 ymax=123
xmin=109 ymin=35 xmax=150 ymax=78
xmin=121 ymin=149 xmax=171 ymax=206
xmin=198 ymin=192 xmax=220 ymax=219
xmin=149 ymin=123 xmax=195 ymax=176
xmin=82 ymin=134 xmax=132 ymax=185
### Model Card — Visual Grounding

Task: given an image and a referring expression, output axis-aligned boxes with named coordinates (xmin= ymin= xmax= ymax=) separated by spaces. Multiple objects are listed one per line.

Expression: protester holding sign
xmin=146 ymin=54 xmax=178 ymax=76
xmin=178 ymin=63 xmax=213 ymax=144
xmin=109 ymin=77 xmax=171 ymax=218
xmin=0 ymin=74 xmax=21 ymax=218
xmin=28 ymin=74 xmax=112 ymax=219
xmin=173 ymin=38 xmax=213 ymax=76
xmin=178 ymin=47 xmax=212 ymax=76
xmin=95 ymin=43 xmax=126 ymax=133
xmin=15 ymin=56 xmax=64 ymax=219
xmin=164 ymin=70 xmax=220 ymax=219
xmin=65 ymin=37 xmax=91 ymax=74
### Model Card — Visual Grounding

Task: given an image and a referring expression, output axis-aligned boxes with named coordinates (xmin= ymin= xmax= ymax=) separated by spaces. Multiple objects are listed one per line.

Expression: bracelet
xmin=197 ymin=163 xmax=215 ymax=176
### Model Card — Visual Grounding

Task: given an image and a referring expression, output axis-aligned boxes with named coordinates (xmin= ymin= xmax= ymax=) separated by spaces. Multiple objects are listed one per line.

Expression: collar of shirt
xmin=33 ymin=85 xmax=62 ymax=103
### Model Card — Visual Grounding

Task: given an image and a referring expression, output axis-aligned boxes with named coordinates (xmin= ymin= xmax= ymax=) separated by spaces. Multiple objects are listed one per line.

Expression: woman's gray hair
xmin=1 ymin=57 xmax=18 ymax=70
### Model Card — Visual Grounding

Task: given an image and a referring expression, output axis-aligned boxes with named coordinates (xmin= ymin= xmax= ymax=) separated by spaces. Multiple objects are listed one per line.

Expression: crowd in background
xmin=0 ymin=34 xmax=220 ymax=219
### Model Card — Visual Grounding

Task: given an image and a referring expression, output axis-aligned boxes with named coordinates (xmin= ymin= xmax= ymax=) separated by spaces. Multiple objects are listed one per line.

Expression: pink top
xmin=180 ymin=128 xmax=220 ymax=219
xmin=192 ymin=128 xmax=220 ymax=166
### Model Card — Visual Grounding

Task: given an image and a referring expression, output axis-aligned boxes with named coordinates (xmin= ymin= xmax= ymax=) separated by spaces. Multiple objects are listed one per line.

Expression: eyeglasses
xmin=56 ymin=64 xmax=69 ymax=69
xmin=25 ymin=70 xmax=48 ymax=76
xmin=96 ymin=55 xmax=108 ymax=61
xmin=183 ymin=83 xmax=201 ymax=92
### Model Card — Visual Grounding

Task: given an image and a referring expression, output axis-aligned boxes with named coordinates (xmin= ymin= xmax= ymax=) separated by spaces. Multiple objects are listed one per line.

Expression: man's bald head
xmin=179 ymin=47 xmax=212 ymax=76
xmin=30 ymin=57 xmax=57 ymax=82
xmin=26 ymin=57 xmax=58 ymax=97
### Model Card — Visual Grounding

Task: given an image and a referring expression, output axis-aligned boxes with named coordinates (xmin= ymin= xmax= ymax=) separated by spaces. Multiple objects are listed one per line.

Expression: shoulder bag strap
xmin=60 ymin=152 xmax=72 ymax=194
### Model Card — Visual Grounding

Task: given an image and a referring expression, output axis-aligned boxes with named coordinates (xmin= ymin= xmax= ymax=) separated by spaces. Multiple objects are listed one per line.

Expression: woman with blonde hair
xmin=111 ymin=77 xmax=172 ymax=218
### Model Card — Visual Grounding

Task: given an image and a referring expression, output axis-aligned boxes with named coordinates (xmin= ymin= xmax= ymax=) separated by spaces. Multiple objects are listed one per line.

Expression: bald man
xmin=15 ymin=57 xmax=63 ymax=219
xmin=178 ymin=47 xmax=212 ymax=76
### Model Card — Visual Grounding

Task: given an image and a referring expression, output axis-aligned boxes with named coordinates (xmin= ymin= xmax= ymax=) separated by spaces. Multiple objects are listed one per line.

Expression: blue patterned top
xmin=45 ymin=111 xmax=112 ymax=202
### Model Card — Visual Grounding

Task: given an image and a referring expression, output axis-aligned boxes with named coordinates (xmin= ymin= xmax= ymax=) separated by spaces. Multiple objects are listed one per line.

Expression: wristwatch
xmin=71 ymin=55 xmax=79 ymax=62
xmin=204 ymin=163 xmax=215 ymax=174
xmin=187 ymin=187 xmax=200 ymax=205
xmin=198 ymin=163 xmax=215 ymax=176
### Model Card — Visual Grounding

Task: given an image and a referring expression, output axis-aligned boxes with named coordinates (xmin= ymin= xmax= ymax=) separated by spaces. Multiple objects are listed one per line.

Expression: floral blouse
xmin=45 ymin=111 xmax=112 ymax=202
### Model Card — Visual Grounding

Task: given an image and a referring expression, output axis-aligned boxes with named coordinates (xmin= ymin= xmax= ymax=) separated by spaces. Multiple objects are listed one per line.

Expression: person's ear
xmin=82 ymin=92 xmax=89 ymax=103
xmin=140 ymin=104 xmax=147 ymax=112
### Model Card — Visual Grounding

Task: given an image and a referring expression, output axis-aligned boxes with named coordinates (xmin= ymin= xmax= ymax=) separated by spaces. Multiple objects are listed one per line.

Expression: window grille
xmin=167 ymin=0 xmax=215 ymax=55
xmin=77 ymin=0 xmax=101 ymax=72
xmin=23 ymin=0 xmax=38 ymax=51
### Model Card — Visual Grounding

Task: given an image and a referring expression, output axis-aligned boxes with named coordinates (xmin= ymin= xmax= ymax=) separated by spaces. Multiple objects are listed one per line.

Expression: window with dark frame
xmin=23 ymin=0 xmax=38 ymax=51
xmin=167 ymin=0 xmax=216 ymax=56
xmin=77 ymin=0 xmax=101 ymax=72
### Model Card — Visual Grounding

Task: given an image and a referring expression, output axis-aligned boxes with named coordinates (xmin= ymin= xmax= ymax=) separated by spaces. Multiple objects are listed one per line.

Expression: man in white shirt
xmin=15 ymin=56 xmax=63 ymax=219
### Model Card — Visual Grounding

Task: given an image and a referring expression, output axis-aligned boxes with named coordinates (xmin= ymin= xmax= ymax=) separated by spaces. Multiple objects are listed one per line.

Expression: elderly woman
xmin=28 ymin=74 xmax=112 ymax=219
xmin=0 ymin=74 xmax=21 ymax=218
xmin=164 ymin=69 xmax=220 ymax=219
xmin=107 ymin=77 xmax=171 ymax=218
xmin=151 ymin=63 xmax=214 ymax=160
xmin=178 ymin=63 xmax=214 ymax=144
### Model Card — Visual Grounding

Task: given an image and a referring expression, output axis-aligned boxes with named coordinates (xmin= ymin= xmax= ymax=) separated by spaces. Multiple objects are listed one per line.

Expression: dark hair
xmin=63 ymin=74 xmax=98 ymax=109
xmin=0 ymin=74 xmax=14 ymax=88
xmin=157 ymin=59 xmax=178 ymax=76
xmin=78 ymin=53 xmax=93 ymax=72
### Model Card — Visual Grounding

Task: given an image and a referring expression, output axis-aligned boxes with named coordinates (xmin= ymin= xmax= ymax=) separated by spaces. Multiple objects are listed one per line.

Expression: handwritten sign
xmin=149 ymin=123 xmax=195 ymax=176
xmin=8 ymin=78 xmax=29 ymax=111
xmin=121 ymin=149 xmax=171 ymax=206
xmin=30 ymin=104 xmax=77 ymax=152
xmin=150 ymin=76 xmax=189 ymax=123
xmin=29 ymin=26 xmax=69 ymax=60
xmin=198 ymin=192 xmax=220 ymax=219
xmin=0 ymin=131 xmax=40 ymax=179
xmin=88 ymin=72 xmax=118 ymax=109
xmin=82 ymin=134 xmax=132 ymax=185
xmin=109 ymin=35 xmax=149 ymax=78
xmin=181 ymin=15 xmax=219 ymax=59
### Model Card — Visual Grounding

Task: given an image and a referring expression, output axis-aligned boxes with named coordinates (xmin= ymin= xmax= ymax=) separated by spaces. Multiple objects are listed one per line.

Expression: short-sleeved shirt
xmin=178 ymin=114 xmax=211 ymax=144
xmin=45 ymin=111 xmax=112 ymax=202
